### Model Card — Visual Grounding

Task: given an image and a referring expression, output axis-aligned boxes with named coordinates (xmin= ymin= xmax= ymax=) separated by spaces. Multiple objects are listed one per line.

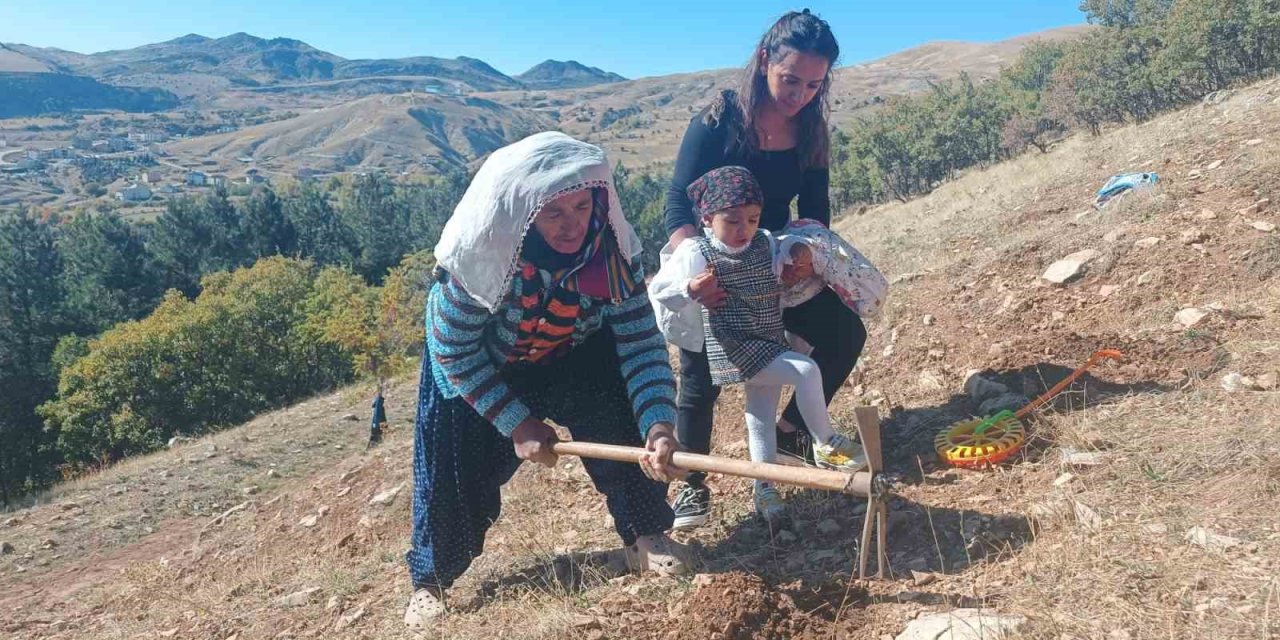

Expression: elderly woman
xmin=403 ymin=132 xmax=690 ymax=628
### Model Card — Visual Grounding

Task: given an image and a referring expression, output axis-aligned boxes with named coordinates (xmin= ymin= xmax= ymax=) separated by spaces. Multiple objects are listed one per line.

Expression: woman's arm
xmin=604 ymin=269 xmax=679 ymax=439
xmin=796 ymin=167 xmax=832 ymax=226
xmin=427 ymin=278 xmax=531 ymax=436
xmin=663 ymin=112 xmax=727 ymax=236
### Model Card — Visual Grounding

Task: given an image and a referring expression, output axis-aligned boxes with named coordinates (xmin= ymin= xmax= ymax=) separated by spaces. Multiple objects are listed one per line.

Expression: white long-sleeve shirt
xmin=649 ymin=230 xmax=783 ymax=313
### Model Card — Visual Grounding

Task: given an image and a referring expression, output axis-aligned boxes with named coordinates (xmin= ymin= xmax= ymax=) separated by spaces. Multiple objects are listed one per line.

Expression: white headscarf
xmin=434 ymin=131 xmax=642 ymax=312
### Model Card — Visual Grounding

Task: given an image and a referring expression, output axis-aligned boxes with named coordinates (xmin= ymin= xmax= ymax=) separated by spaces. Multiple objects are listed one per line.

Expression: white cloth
xmin=649 ymin=229 xmax=781 ymax=353
xmin=433 ymin=131 xmax=642 ymax=312
xmin=775 ymin=220 xmax=888 ymax=319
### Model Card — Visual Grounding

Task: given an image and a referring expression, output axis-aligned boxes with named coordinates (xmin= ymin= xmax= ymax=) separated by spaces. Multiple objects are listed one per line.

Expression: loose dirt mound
xmin=665 ymin=573 xmax=824 ymax=640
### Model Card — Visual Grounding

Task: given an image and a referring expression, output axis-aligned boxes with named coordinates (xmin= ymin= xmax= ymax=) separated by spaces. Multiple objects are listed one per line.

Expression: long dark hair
xmin=706 ymin=9 xmax=839 ymax=169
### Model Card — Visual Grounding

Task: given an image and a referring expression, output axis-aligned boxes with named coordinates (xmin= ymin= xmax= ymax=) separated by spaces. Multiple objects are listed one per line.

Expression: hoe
xmin=550 ymin=406 xmax=894 ymax=579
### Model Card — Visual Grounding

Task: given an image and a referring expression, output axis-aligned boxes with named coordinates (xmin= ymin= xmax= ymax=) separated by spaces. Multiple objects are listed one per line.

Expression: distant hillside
xmin=517 ymin=60 xmax=626 ymax=90
xmin=0 ymin=43 xmax=61 ymax=73
xmin=166 ymin=92 xmax=553 ymax=174
xmin=0 ymin=72 xmax=180 ymax=118
xmin=3 ymin=33 xmax=524 ymax=99
xmin=483 ymin=25 xmax=1094 ymax=167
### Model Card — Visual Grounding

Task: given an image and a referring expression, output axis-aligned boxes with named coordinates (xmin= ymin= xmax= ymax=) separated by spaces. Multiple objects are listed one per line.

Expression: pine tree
xmin=58 ymin=211 xmax=163 ymax=333
xmin=0 ymin=211 xmax=66 ymax=503
xmin=285 ymin=184 xmax=358 ymax=269
xmin=240 ymin=187 xmax=297 ymax=260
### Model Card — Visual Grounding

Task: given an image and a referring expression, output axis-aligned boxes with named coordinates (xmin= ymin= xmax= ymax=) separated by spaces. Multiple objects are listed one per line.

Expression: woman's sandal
xmin=625 ymin=533 xmax=695 ymax=576
xmin=403 ymin=586 xmax=446 ymax=629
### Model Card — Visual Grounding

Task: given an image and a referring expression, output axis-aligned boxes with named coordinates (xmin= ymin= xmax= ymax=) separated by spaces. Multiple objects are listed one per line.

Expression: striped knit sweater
xmin=426 ymin=262 xmax=677 ymax=438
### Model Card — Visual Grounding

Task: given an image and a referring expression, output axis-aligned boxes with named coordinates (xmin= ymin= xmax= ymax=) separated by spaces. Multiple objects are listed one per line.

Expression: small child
xmin=650 ymin=166 xmax=865 ymax=524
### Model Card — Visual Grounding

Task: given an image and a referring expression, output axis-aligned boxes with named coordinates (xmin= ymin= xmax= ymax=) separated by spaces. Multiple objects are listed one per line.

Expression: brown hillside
xmin=2 ymin=71 xmax=1277 ymax=640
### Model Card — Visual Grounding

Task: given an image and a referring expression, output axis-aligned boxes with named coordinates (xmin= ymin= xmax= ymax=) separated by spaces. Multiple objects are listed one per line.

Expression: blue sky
xmin=2 ymin=1 xmax=1087 ymax=79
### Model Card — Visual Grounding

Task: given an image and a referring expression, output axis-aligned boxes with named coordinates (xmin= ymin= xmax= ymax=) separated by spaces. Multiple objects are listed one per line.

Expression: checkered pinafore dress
xmin=697 ymin=232 xmax=788 ymax=386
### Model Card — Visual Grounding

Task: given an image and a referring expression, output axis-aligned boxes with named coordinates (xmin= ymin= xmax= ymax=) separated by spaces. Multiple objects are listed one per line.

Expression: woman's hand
xmin=511 ymin=418 xmax=559 ymax=467
xmin=669 ymin=224 xmax=699 ymax=246
xmin=687 ymin=269 xmax=727 ymax=309
xmin=639 ymin=423 xmax=686 ymax=483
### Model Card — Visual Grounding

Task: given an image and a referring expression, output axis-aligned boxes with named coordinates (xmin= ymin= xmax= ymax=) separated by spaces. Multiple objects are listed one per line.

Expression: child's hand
xmin=781 ymin=244 xmax=815 ymax=286
xmin=687 ymin=269 xmax=727 ymax=308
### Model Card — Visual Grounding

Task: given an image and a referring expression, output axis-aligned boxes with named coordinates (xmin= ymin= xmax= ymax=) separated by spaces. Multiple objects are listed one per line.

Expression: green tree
xmin=1080 ymin=0 xmax=1174 ymax=27
xmin=240 ymin=187 xmax=297 ymax=260
xmin=0 ymin=212 xmax=65 ymax=503
xmin=58 ymin=211 xmax=163 ymax=333
xmin=285 ymin=184 xmax=357 ymax=269
xmin=402 ymin=169 xmax=467 ymax=255
xmin=150 ymin=189 xmax=247 ymax=296
xmin=338 ymin=173 xmax=411 ymax=283
xmin=999 ymin=41 xmax=1069 ymax=153
xmin=41 ymin=257 xmax=353 ymax=466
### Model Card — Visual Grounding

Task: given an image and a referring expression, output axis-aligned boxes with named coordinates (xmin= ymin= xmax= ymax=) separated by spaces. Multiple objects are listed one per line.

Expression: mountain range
xmin=0 ymin=32 xmax=630 ymax=114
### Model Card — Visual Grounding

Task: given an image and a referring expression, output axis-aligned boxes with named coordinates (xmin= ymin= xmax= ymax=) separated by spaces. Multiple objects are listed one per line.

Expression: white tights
xmin=743 ymin=351 xmax=835 ymax=476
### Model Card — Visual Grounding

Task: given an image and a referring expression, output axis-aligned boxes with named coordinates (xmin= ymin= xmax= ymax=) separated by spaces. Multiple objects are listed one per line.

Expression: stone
xmin=341 ymin=413 xmax=358 ymax=422
xmin=242 ymin=486 xmax=259 ymax=496
xmin=167 ymin=436 xmax=192 ymax=448
xmin=911 ymin=570 xmax=937 ymax=586
xmin=1206 ymin=159 xmax=1225 ymax=170
xmin=40 ymin=539 xmax=57 ymax=549
xmin=1103 ymin=229 xmax=1125 ymax=243
xmin=1196 ymin=209 xmax=1218 ymax=220
xmin=918 ymin=370 xmax=946 ymax=391
xmin=333 ymin=605 xmax=367 ymax=630
xmin=317 ymin=505 xmax=331 ymax=516
xmin=298 ymin=515 xmax=319 ymax=528
xmin=1098 ymin=285 xmax=1120 ymax=298
xmin=1042 ymin=249 xmax=1101 ymax=285
xmin=1175 ymin=308 xmax=1209 ymax=328
xmin=1257 ymin=372 xmax=1278 ymax=390
xmin=325 ymin=595 xmax=342 ymax=611
xmin=369 ymin=482 xmax=406 ymax=506
xmin=1060 ymin=448 xmax=1107 ymax=467
xmin=1073 ymin=501 xmax=1103 ymax=534
xmin=572 ymin=614 xmax=602 ymax=629
xmin=1136 ymin=271 xmax=1156 ymax=286
xmin=1186 ymin=526 xmax=1243 ymax=551
xmin=895 ymin=609 xmax=1026 ymax=640
xmin=266 ymin=469 xmax=281 ymax=479
xmin=276 ymin=587 xmax=322 ymax=608
xmin=817 ymin=519 xmax=842 ymax=536
xmin=1252 ymin=221 xmax=1276 ymax=232
xmin=1052 ymin=311 xmax=1066 ymax=322
xmin=1180 ymin=229 xmax=1208 ymax=245
xmin=336 ymin=486 xmax=352 ymax=498
xmin=1246 ymin=138 xmax=1264 ymax=146
xmin=1221 ymin=372 xmax=1250 ymax=393
xmin=922 ymin=314 xmax=935 ymax=326
xmin=1134 ymin=237 xmax=1162 ymax=249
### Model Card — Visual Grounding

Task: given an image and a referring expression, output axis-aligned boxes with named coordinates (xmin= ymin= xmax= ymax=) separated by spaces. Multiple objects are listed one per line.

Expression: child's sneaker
xmin=813 ymin=433 xmax=868 ymax=471
xmin=670 ymin=481 xmax=711 ymax=530
xmin=753 ymin=483 xmax=788 ymax=524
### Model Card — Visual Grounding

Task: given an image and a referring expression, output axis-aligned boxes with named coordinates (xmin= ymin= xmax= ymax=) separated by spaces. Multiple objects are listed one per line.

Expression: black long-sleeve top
xmin=663 ymin=97 xmax=831 ymax=235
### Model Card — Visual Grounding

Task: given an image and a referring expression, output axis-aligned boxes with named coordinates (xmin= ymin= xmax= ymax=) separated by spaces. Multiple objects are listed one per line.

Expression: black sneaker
xmin=670 ymin=481 xmax=711 ymax=530
xmin=777 ymin=428 xmax=815 ymax=466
